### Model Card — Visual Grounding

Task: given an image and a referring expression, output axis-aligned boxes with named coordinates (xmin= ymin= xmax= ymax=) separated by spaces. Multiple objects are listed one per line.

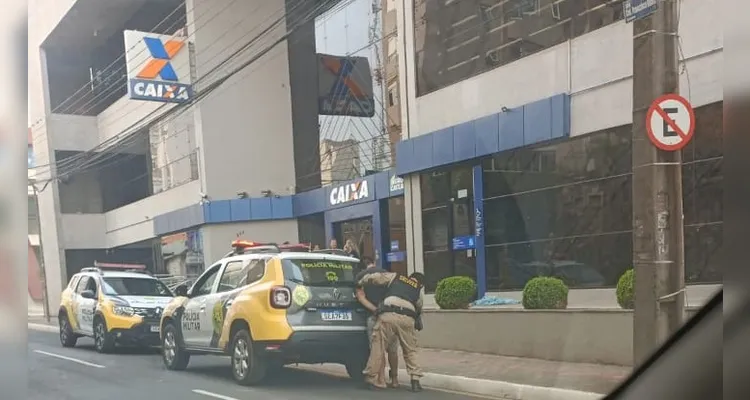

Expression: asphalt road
xmin=28 ymin=329 xmax=482 ymax=400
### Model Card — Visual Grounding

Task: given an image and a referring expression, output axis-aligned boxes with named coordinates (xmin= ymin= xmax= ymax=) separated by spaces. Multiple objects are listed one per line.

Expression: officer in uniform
xmin=354 ymin=258 xmax=400 ymax=388
xmin=357 ymin=271 xmax=425 ymax=392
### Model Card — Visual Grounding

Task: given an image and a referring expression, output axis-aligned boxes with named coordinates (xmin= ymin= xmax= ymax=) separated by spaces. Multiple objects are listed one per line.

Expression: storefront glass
xmin=421 ymin=167 xmax=476 ymax=292
xmin=482 ymin=125 xmax=633 ymax=290
xmin=160 ymin=229 xmax=205 ymax=277
xmin=387 ymin=197 xmax=408 ymax=275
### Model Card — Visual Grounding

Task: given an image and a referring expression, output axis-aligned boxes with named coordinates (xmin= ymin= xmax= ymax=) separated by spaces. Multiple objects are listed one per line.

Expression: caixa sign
xmin=329 ymin=180 xmax=370 ymax=206
xmin=128 ymin=79 xmax=193 ymax=103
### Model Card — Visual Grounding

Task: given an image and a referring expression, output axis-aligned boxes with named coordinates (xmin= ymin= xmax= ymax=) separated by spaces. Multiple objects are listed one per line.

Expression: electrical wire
xmin=35 ymin=0 xmax=344 ymax=186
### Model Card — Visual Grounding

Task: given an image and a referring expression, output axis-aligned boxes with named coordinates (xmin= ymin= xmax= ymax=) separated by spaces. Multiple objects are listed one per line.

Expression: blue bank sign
xmin=623 ymin=0 xmax=658 ymax=22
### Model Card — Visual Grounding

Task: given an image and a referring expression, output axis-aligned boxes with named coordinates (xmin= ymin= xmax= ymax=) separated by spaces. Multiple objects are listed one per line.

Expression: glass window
xmin=217 ymin=260 xmax=252 ymax=293
xmin=388 ymin=197 xmax=408 ymax=275
xmin=414 ymin=0 xmax=625 ymax=96
xmin=423 ymin=250 xmax=452 ymax=293
xmin=486 ymin=232 xmax=631 ymax=290
xmin=192 ymin=264 xmax=221 ymax=297
xmin=102 ymin=277 xmax=172 ymax=297
xmin=421 ymin=171 xmax=451 ymax=208
xmin=75 ymin=276 xmax=90 ymax=293
xmin=281 ymin=259 xmax=358 ymax=286
xmin=422 ymin=207 xmax=450 ymax=252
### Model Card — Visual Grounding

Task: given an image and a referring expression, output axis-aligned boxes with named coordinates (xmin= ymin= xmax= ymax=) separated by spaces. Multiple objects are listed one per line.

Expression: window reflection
xmin=414 ymin=0 xmax=625 ymax=96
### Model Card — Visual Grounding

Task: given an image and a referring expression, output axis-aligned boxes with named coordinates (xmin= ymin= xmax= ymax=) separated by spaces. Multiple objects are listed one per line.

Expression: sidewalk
xmin=297 ymin=347 xmax=629 ymax=399
xmin=28 ymin=315 xmax=629 ymax=399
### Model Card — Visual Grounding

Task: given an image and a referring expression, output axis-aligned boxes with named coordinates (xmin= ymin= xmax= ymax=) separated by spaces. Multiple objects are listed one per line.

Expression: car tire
xmin=93 ymin=317 xmax=115 ymax=353
xmin=344 ymin=354 xmax=368 ymax=381
xmin=230 ymin=328 xmax=267 ymax=386
xmin=162 ymin=323 xmax=190 ymax=371
xmin=58 ymin=314 xmax=78 ymax=348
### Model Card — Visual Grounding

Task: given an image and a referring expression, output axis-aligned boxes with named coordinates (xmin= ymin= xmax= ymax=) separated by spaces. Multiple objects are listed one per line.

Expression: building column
xmin=404 ymin=174 xmax=424 ymax=274
xmin=472 ymin=165 xmax=487 ymax=299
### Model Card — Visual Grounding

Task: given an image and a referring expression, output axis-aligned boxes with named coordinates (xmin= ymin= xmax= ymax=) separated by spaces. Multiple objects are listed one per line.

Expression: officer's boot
xmin=410 ymin=379 xmax=423 ymax=392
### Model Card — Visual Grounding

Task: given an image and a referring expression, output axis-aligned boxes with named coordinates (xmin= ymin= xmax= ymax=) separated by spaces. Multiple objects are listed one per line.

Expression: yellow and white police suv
xmin=58 ymin=262 xmax=175 ymax=352
xmin=159 ymin=240 xmax=369 ymax=386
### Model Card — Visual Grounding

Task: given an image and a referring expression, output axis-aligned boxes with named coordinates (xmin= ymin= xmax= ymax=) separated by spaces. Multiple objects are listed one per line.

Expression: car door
xmin=205 ymin=258 xmax=262 ymax=348
xmin=74 ymin=276 xmax=97 ymax=335
xmin=181 ymin=263 xmax=222 ymax=348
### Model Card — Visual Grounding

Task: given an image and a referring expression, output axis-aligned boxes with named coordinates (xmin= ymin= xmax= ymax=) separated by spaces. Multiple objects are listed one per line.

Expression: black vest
xmin=386 ymin=275 xmax=422 ymax=307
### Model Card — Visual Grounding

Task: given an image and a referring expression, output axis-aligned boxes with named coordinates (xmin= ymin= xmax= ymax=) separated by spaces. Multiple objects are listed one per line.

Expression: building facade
xmin=395 ymin=0 xmax=722 ymax=294
xmin=29 ymin=0 xmax=721 ymax=315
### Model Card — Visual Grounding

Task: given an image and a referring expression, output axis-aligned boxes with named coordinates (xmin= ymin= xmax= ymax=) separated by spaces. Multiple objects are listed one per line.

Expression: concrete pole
xmin=30 ymin=181 xmax=51 ymax=323
xmin=631 ymin=0 xmax=686 ymax=366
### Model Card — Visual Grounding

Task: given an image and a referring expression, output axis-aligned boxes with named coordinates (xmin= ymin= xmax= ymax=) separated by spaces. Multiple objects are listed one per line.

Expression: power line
xmin=35 ymin=0 xmax=345 ymax=186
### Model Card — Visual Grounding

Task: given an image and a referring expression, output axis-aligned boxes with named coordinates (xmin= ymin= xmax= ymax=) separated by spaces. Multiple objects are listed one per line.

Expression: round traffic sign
xmin=645 ymin=93 xmax=695 ymax=151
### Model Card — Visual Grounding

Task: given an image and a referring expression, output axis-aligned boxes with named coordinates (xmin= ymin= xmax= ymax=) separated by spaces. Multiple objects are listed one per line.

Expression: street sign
xmin=623 ymin=0 xmax=658 ymax=22
xmin=646 ymin=94 xmax=695 ymax=152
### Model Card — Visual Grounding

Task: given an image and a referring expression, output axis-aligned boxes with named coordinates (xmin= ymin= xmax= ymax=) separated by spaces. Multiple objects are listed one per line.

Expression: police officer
xmin=354 ymin=258 xmax=400 ymax=388
xmin=357 ymin=271 xmax=425 ymax=392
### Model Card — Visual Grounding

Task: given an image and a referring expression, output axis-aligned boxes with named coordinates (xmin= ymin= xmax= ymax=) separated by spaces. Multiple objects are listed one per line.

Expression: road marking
xmin=32 ymin=350 xmax=106 ymax=369
xmin=28 ymin=323 xmax=59 ymax=333
xmin=192 ymin=389 xmax=239 ymax=400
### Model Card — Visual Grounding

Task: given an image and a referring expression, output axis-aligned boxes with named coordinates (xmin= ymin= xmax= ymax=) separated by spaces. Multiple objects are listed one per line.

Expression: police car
xmin=58 ymin=262 xmax=174 ymax=353
xmin=159 ymin=240 xmax=369 ymax=386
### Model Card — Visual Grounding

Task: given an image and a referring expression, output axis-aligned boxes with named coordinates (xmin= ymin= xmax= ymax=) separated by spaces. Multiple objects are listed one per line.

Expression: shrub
xmin=434 ymin=276 xmax=477 ymax=310
xmin=522 ymin=277 xmax=569 ymax=310
xmin=616 ymin=269 xmax=635 ymax=309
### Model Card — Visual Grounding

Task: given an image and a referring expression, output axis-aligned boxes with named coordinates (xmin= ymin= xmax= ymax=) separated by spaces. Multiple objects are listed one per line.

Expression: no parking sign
xmin=646 ymin=93 xmax=695 ymax=151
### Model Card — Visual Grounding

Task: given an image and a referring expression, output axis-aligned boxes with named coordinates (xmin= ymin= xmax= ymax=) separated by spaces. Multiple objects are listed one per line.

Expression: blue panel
xmin=325 ymin=201 xmax=376 ymax=224
xmin=250 ymin=198 xmax=272 ymax=220
xmin=472 ymin=165 xmax=487 ymax=299
xmin=374 ymin=171 xmax=391 ymax=200
xmin=395 ymin=139 xmax=414 ymax=176
xmin=411 ymin=135 xmax=434 ymax=171
xmin=230 ymin=199 xmax=251 ymax=221
xmin=474 ymin=114 xmax=500 ymax=157
xmin=453 ymin=122 xmax=476 ymax=161
xmin=387 ymin=170 xmax=405 ymax=197
xmin=293 ymin=188 xmax=326 ymax=216
xmin=431 ymin=128 xmax=454 ymax=167
xmin=207 ymin=200 xmax=231 ymax=223
xmin=498 ymin=109 xmax=525 ymax=151
xmin=523 ymin=98 xmax=553 ymax=145
xmin=271 ymin=196 xmax=294 ymax=219
xmin=550 ymin=93 xmax=571 ymax=139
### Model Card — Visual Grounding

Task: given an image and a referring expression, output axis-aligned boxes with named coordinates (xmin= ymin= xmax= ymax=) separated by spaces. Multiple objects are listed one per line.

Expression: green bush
xmin=616 ymin=269 xmax=635 ymax=309
xmin=522 ymin=277 xmax=569 ymax=310
xmin=434 ymin=276 xmax=477 ymax=310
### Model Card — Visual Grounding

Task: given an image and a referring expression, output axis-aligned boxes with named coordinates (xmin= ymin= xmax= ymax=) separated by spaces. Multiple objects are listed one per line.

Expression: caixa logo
xmin=128 ymin=79 xmax=193 ymax=103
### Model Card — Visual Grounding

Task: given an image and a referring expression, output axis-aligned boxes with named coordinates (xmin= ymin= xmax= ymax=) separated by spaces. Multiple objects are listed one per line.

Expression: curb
xmin=28 ymin=323 xmax=58 ymax=333
xmin=292 ymin=364 xmax=603 ymax=400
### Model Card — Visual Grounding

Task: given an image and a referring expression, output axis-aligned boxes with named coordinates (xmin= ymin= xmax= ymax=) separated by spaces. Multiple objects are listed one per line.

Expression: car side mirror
xmin=175 ymin=284 xmax=189 ymax=297
xmin=80 ymin=290 xmax=96 ymax=300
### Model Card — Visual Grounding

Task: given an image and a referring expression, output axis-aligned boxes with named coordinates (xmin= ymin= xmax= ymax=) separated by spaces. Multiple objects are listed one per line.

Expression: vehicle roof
xmin=78 ymin=270 xmax=157 ymax=280
xmin=222 ymin=251 xmax=359 ymax=263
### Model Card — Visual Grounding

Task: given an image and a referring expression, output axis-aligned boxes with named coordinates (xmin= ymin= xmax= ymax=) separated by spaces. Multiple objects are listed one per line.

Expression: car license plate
xmin=320 ymin=310 xmax=352 ymax=321
xmin=150 ymin=325 xmax=160 ymax=333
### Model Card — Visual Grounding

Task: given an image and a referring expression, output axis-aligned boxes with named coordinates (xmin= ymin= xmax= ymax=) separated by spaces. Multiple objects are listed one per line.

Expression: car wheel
xmin=93 ymin=317 xmax=115 ymax=353
xmin=58 ymin=314 xmax=78 ymax=348
xmin=230 ymin=328 xmax=267 ymax=386
xmin=162 ymin=323 xmax=190 ymax=370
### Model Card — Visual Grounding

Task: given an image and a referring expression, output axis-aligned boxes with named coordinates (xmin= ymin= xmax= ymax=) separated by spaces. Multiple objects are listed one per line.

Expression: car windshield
xmin=101 ymin=277 xmax=173 ymax=297
xmin=281 ymin=258 xmax=357 ymax=286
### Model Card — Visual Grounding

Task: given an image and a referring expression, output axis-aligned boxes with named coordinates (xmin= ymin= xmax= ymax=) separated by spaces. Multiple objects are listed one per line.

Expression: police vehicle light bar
xmin=93 ymin=261 xmax=147 ymax=270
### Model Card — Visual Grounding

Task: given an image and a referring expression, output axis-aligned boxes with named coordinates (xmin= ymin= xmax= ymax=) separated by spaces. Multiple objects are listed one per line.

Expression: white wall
xmin=201 ymin=220 xmax=299 ymax=267
xmin=104 ymin=180 xmax=202 ymax=247
xmin=61 ymin=214 xmax=107 ymax=249
xmin=45 ymin=114 xmax=99 ymax=151
xmin=97 ymin=95 xmax=174 ymax=146
xmin=189 ymin=0 xmax=298 ymax=199
xmin=400 ymin=0 xmax=723 ymax=139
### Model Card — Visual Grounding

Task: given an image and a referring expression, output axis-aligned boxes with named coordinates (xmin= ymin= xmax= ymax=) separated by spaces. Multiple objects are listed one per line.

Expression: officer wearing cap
xmin=354 ymin=258 xmax=400 ymax=388
xmin=357 ymin=271 xmax=425 ymax=392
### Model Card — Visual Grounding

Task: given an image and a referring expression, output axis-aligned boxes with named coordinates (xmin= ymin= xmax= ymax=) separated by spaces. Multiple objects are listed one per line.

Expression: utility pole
xmin=29 ymin=180 xmax=51 ymax=323
xmin=631 ymin=0 xmax=685 ymax=366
